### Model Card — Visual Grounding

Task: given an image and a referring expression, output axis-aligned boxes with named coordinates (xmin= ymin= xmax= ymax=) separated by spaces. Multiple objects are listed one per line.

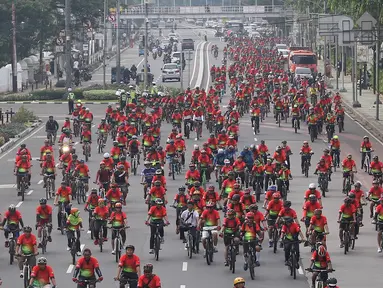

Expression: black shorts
xmin=267 ymin=215 xmax=277 ymax=227
xmin=339 ymin=218 xmax=352 ymax=230
xmin=223 ymin=233 xmax=239 ymax=246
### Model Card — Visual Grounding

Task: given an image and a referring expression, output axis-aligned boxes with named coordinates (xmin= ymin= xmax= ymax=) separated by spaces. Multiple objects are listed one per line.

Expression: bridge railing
xmin=120 ymin=5 xmax=285 ymax=15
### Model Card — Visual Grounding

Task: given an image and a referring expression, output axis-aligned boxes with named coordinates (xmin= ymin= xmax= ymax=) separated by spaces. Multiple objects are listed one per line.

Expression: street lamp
xmin=12 ymin=1 xmax=18 ymax=92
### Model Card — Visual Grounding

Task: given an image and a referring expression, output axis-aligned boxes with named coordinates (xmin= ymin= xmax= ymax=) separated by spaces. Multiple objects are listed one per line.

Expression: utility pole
xmin=180 ymin=51 xmax=184 ymax=91
xmin=376 ymin=2 xmax=381 ymax=120
xmin=11 ymin=1 xmax=17 ymax=92
xmin=144 ymin=0 xmax=149 ymax=90
xmin=116 ymin=0 xmax=121 ymax=84
xmin=103 ymin=0 xmax=108 ymax=89
xmin=65 ymin=0 xmax=72 ymax=89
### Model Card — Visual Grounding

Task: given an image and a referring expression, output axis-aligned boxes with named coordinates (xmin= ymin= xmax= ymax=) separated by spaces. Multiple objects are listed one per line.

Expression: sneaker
xmin=111 ymin=250 xmax=116 ymax=255
xmin=103 ymin=237 xmax=108 ymax=242
xmin=149 ymin=249 xmax=154 ymax=254
xmin=255 ymin=261 xmax=260 ymax=267
xmin=66 ymin=247 xmax=71 ymax=251
xmin=76 ymin=252 xmax=81 ymax=256
xmin=48 ymin=236 xmax=52 ymax=242
xmin=224 ymin=261 xmax=229 ymax=266
xmin=5 ymin=241 xmax=9 ymax=248
xmin=340 ymin=243 xmax=344 ymax=248
xmin=182 ymin=239 xmax=187 ymax=244
xmin=268 ymin=241 xmax=273 ymax=248
xmin=20 ymin=271 xmax=24 ymax=278
xmin=243 ymin=262 xmax=248 ymax=271
xmin=378 ymin=248 xmax=382 ymax=253
xmin=161 ymin=237 xmax=164 ymax=244
xmin=94 ymin=240 xmax=99 ymax=245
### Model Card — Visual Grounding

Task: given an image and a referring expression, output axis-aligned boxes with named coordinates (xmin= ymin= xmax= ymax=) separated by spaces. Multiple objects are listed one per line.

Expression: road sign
xmin=56 ymin=38 xmax=64 ymax=45
xmin=318 ymin=15 xmax=342 ymax=36
xmin=356 ymin=12 xmax=377 ymax=45
xmin=108 ymin=15 xmax=116 ymax=22
xmin=338 ymin=18 xmax=354 ymax=46
xmin=55 ymin=46 xmax=64 ymax=53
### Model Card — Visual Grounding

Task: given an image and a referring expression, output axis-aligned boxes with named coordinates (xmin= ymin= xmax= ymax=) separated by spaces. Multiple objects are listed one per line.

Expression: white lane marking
xmin=27 ymin=190 xmax=33 ymax=195
xmin=66 ymin=264 xmax=74 ymax=274
xmin=80 ymin=244 xmax=85 ymax=252
xmin=195 ymin=42 xmax=206 ymax=88
xmin=182 ymin=262 xmax=188 ymax=271
xmin=92 ymin=124 xmax=95 ymax=128
xmin=298 ymin=266 xmax=304 ymax=275
xmin=190 ymin=41 xmax=202 ymax=86
xmin=38 ymin=180 xmax=43 ymax=185
xmin=345 ymin=111 xmax=383 ymax=146
xmin=87 ymin=230 xmax=91 ymax=234
xmin=0 ymin=184 xmax=16 ymax=188
xmin=180 ymin=285 xmax=186 ymax=288
xmin=55 ymin=163 xmax=60 ymax=167
xmin=16 ymin=201 xmax=23 ymax=207
xmin=34 ymin=136 xmax=48 ymax=139
xmin=137 ymin=58 xmax=145 ymax=69
xmin=74 ymin=142 xmax=79 ymax=146
xmin=205 ymin=42 xmax=211 ymax=91
xmin=0 ymin=124 xmax=45 ymax=160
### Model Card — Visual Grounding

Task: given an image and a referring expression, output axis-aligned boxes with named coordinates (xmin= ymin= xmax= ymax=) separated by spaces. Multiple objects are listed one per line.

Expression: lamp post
xmin=144 ymin=0 xmax=149 ymax=89
xmin=11 ymin=1 xmax=17 ymax=92
xmin=65 ymin=0 xmax=72 ymax=89
xmin=103 ymin=0 xmax=108 ymax=89
xmin=116 ymin=0 xmax=121 ymax=84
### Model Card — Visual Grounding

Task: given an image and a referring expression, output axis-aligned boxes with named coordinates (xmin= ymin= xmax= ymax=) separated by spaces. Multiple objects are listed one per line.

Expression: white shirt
xmin=73 ymin=61 xmax=79 ymax=69
xmin=180 ymin=209 xmax=199 ymax=227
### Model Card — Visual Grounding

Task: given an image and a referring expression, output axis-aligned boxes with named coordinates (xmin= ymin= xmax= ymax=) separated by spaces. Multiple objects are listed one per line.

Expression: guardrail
xmin=120 ymin=5 xmax=286 ymax=15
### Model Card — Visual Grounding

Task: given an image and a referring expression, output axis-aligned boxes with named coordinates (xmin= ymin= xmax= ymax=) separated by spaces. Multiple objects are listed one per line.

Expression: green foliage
xmin=0 ymin=136 xmax=5 ymax=146
xmin=0 ymin=122 xmax=27 ymax=138
xmin=12 ymin=106 xmax=38 ymax=123
xmin=0 ymin=89 xmax=83 ymax=101
xmin=83 ymin=90 xmax=117 ymax=100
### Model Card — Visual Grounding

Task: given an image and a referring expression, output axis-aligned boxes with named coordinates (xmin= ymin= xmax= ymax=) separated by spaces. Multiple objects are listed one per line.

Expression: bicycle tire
xmin=249 ymin=250 xmax=255 ymax=280
xmin=99 ymin=233 xmax=103 ymax=253
xmin=115 ymin=238 xmax=120 ymax=263
xmin=294 ymin=121 xmax=298 ymax=133
xmin=23 ymin=264 xmax=29 ymax=288
xmin=206 ymin=241 xmax=211 ymax=265
xmin=292 ymin=252 xmax=297 ymax=279
xmin=273 ymin=229 xmax=278 ymax=253
xmin=187 ymin=233 xmax=193 ymax=259
xmin=81 ymin=188 xmax=86 ymax=203
xmin=155 ymin=235 xmax=160 ymax=261
xmin=133 ymin=158 xmax=137 ymax=176
xmin=344 ymin=232 xmax=348 ymax=254
xmin=21 ymin=180 xmax=25 ymax=201
xmin=172 ymin=162 xmax=175 ymax=180
xmin=304 ymin=162 xmax=309 ymax=178
xmin=230 ymin=246 xmax=236 ymax=273
xmin=45 ymin=181 xmax=50 ymax=200
xmin=42 ymin=229 xmax=47 ymax=254
xmin=9 ymin=241 xmax=15 ymax=265
xmin=77 ymin=186 xmax=82 ymax=205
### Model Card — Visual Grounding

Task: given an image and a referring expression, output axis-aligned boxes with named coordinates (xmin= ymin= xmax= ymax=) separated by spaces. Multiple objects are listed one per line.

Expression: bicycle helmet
xmin=37 ymin=257 xmax=47 ymax=264
xmin=246 ymin=212 xmax=254 ymax=219
xmin=232 ymin=194 xmax=240 ymax=201
xmin=143 ymin=263 xmax=153 ymax=273
xmin=227 ymin=209 xmax=235 ymax=216
xmin=115 ymin=202 xmax=122 ymax=208
xmin=39 ymin=198 xmax=47 ymax=205
xmin=179 ymin=186 xmax=186 ymax=191
xmin=98 ymin=198 xmax=105 ymax=205
xmin=91 ymin=188 xmax=98 ymax=194
xmin=272 ymin=192 xmax=281 ymax=199
xmin=126 ymin=245 xmax=135 ymax=251
xmin=309 ymin=183 xmax=316 ymax=189
xmin=283 ymin=200 xmax=291 ymax=208
xmin=327 ymin=278 xmax=337 ymax=287
xmin=234 ymin=277 xmax=245 ymax=285
xmin=317 ymin=245 xmax=326 ymax=257
xmin=155 ymin=198 xmax=163 ymax=205
xmin=8 ymin=204 xmax=16 ymax=212
xmin=155 ymin=169 xmax=162 ymax=175
xmin=23 ymin=226 xmax=32 ymax=233
xmin=354 ymin=181 xmax=362 ymax=187
xmin=103 ymin=153 xmax=110 ymax=158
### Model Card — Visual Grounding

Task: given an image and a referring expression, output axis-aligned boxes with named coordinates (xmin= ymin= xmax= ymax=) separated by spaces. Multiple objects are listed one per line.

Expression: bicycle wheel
xmin=133 ymin=158 xmax=137 ymax=176
xmin=230 ymin=246 xmax=236 ymax=273
xmin=23 ymin=265 xmax=29 ymax=288
xmin=81 ymin=188 xmax=86 ymax=203
xmin=304 ymin=162 xmax=309 ymax=178
xmin=291 ymin=252 xmax=297 ymax=279
xmin=77 ymin=187 xmax=82 ymax=204
xmin=172 ymin=162 xmax=175 ymax=180
xmin=344 ymin=232 xmax=349 ymax=254
xmin=187 ymin=233 xmax=193 ymax=259
xmin=71 ymin=243 xmax=76 ymax=265
xmin=273 ymin=229 xmax=278 ymax=253
xmin=42 ymin=229 xmax=47 ymax=254
xmin=99 ymin=232 xmax=103 ymax=253
xmin=45 ymin=181 xmax=50 ymax=200
xmin=9 ymin=241 xmax=15 ymax=265
xmin=155 ymin=235 xmax=160 ymax=261
xmin=206 ymin=241 xmax=211 ymax=265
xmin=21 ymin=180 xmax=25 ymax=201
xmin=115 ymin=238 xmax=120 ymax=263
xmin=249 ymin=251 xmax=255 ymax=280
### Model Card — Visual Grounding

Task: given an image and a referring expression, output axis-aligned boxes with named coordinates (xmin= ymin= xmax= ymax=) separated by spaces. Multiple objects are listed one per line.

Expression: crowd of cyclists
xmin=1 ymin=30 xmax=383 ymax=288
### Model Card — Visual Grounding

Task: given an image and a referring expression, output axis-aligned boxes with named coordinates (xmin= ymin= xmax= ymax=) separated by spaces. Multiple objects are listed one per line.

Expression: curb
xmin=340 ymin=94 xmax=383 ymax=141
xmin=2 ymin=101 xmax=119 ymax=105
xmin=0 ymin=120 xmax=42 ymax=154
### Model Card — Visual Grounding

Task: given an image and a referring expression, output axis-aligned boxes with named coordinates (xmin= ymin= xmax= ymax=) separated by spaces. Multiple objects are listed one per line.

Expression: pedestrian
xmin=67 ymin=88 xmax=75 ymax=115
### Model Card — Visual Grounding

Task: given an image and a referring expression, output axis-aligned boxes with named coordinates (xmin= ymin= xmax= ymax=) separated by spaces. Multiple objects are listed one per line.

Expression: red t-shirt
xmin=200 ymin=209 xmax=220 ymax=226
xmin=118 ymin=254 xmax=140 ymax=273
xmin=138 ymin=274 xmax=161 ymax=288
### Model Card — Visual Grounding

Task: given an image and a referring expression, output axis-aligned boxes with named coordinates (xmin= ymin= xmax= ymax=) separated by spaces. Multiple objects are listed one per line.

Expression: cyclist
xmin=341 ymin=154 xmax=356 ymax=193
xmin=325 ymin=278 xmax=339 ymax=288
xmin=199 ymin=201 xmax=221 ymax=253
xmin=241 ymin=212 xmax=262 ymax=268
xmin=140 ymin=161 xmax=156 ymax=198
xmin=368 ymin=180 xmax=383 ymax=219
xmin=53 ymin=181 xmax=72 ymax=230
xmin=180 ymin=200 xmax=199 ymax=248
xmin=72 ymin=248 xmax=103 ymax=287
xmin=280 ymin=216 xmax=305 ymax=267
xmin=29 ymin=257 xmax=57 ymax=288
xmin=66 ymin=208 xmax=83 ymax=256
xmin=165 ymin=139 xmax=177 ymax=176
xmin=109 ymin=202 xmax=128 ymax=255
xmin=146 ymin=180 xmax=167 ymax=207
xmin=329 ymin=135 xmax=341 ymax=167
xmin=300 ymin=141 xmax=313 ymax=174
xmin=16 ymin=226 xmax=37 ymax=278
xmin=41 ymin=151 xmax=56 ymax=189
xmin=264 ymin=192 xmax=283 ymax=247
xmin=73 ymin=160 xmax=90 ymax=196
xmin=93 ymin=199 xmax=109 ymax=245
xmin=360 ymin=136 xmax=372 ymax=169
xmin=304 ymin=183 xmax=323 ymax=207
xmin=338 ymin=197 xmax=356 ymax=248
xmin=95 ymin=161 xmax=112 ymax=192
xmin=220 ymin=208 xmax=241 ymax=266
xmin=45 ymin=115 xmax=59 ymax=144
xmin=308 ymin=245 xmax=333 ymax=288
xmin=80 ymin=125 xmax=92 ymax=157
xmin=15 ymin=154 xmax=32 ymax=195
xmin=374 ymin=197 xmax=383 ymax=253
xmin=115 ymin=245 xmax=141 ymax=288
xmin=233 ymin=277 xmax=245 ymax=288
xmin=145 ymin=198 xmax=169 ymax=254
xmin=137 ymin=263 xmax=161 ymax=288
xmin=128 ymin=135 xmax=141 ymax=165
xmin=1 ymin=204 xmax=24 ymax=247
xmin=308 ymin=209 xmax=329 ymax=247
xmin=36 ymin=198 xmax=53 ymax=247
xmin=370 ymin=155 xmax=383 ymax=180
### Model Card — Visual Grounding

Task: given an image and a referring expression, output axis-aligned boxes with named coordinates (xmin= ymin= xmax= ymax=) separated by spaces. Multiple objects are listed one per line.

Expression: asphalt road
xmin=0 ymin=27 xmax=382 ymax=288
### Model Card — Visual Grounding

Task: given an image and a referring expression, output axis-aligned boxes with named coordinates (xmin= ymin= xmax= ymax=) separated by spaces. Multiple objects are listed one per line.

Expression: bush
xmin=0 ymin=89 xmax=84 ymax=102
xmin=0 ymin=122 xmax=26 ymax=138
xmin=0 ymin=136 xmax=5 ymax=146
xmin=83 ymin=90 xmax=117 ymax=100
xmin=12 ymin=106 xmax=38 ymax=123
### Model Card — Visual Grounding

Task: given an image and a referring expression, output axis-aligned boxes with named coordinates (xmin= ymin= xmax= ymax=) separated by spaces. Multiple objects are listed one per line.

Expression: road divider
xmin=195 ymin=42 xmax=207 ymax=88
xmin=205 ymin=42 xmax=212 ymax=91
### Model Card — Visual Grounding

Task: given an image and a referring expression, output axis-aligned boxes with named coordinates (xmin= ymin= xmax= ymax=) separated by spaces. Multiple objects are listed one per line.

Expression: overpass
xmin=118 ymin=5 xmax=293 ymax=19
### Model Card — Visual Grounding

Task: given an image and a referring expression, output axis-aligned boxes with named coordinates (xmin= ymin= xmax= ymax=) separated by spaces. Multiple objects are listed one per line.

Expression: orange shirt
xmin=76 ymin=256 xmax=99 ymax=278
xmin=138 ymin=274 xmax=161 ymax=288
xmin=36 ymin=205 xmax=53 ymax=221
xmin=342 ymin=159 xmax=355 ymax=171
xmin=31 ymin=265 xmax=55 ymax=285
xmin=148 ymin=206 xmax=167 ymax=221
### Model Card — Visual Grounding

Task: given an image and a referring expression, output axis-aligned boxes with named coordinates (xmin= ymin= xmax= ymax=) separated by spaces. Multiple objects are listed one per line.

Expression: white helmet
xmin=194 ymin=144 xmax=199 ymax=150
xmin=103 ymin=153 xmax=110 ymax=158
xmin=309 ymin=183 xmax=316 ymax=189
xmin=218 ymin=149 xmax=224 ymax=154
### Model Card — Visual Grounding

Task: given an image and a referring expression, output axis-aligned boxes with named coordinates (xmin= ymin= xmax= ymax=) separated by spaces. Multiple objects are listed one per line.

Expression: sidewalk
xmin=320 ymin=60 xmax=383 ymax=141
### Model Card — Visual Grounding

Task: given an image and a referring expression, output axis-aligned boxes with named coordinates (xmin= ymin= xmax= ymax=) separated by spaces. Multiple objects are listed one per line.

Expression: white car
xmin=160 ymin=39 xmax=170 ymax=50
xmin=171 ymin=51 xmax=181 ymax=63
xmin=162 ymin=63 xmax=181 ymax=82
xmin=275 ymin=43 xmax=288 ymax=50
xmin=278 ymin=49 xmax=289 ymax=59
xmin=294 ymin=67 xmax=313 ymax=79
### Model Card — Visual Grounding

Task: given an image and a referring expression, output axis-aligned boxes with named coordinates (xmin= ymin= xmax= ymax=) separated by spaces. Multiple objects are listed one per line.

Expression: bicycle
xmin=69 ymin=230 xmax=80 ymax=265
xmin=17 ymin=173 xmax=28 ymax=201
xmin=76 ymin=177 xmax=88 ymax=204
xmin=285 ymin=240 xmax=300 ymax=279
xmin=44 ymin=174 xmax=55 ymax=200
xmin=310 ymin=124 xmax=317 ymax=143
xmin=362 ymin=150 xmax=373 ymax=174
xmin=244 ymin=240 xmax=258 ymax=280
xmin=39 ymin=224 xmax=49 ymax=254
xmin=275 ymin=110 xmax=282 ymax=127
xmin=301 ymin=153 xmax=312 ymax=178
xmin=227 ymin=235 xmax=237 ymax=273
xmin=151 ymin=222 xmax=165 ymax=261
xmin=305 ymin=268 xmax=335 ymax=288
xmin=83 ymin=141 xmax=91 ymax=162
xmin=195 ymin=120 xmax=203 ymax=140
xmin=74 ymin=278 xmax=101 ymax=287
xmin=2 ymin=227 xmax=20 ymax=265
xmin=340 ymin=220 xmax=354 ymax=254
xmin=343 ymin=172 xmax=355 ymax=194
xmin=279 ymin=179 xmax=288 ymax=201
xmin=331 ymin=150 xmax=340 ymax=172
xmin=270 ymin=221 xmax=280 ymax=253
xmin=183 ymin=223 xmax=195 ymax=259
xmin=317 ymin=172 xmax=328 ymax=198
xmin=58 ymin=202 xmax=68 ymax=235
xmin=94 ymin=220 xmax=107 ymax=252
xmin=109 ymin=226 xmax=129 ymax=263
xmin=97 ymin=132 xmax=105 ymax=154
xmin=203 ymin=226 xmax=217 ymax=265
xmin=130 ymin=152 xmax=139 ymax=176
xmin=21 ymin=254 xmax=35 ymax=288
xmin=117 ymin=277 xmax=138 ymax=288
